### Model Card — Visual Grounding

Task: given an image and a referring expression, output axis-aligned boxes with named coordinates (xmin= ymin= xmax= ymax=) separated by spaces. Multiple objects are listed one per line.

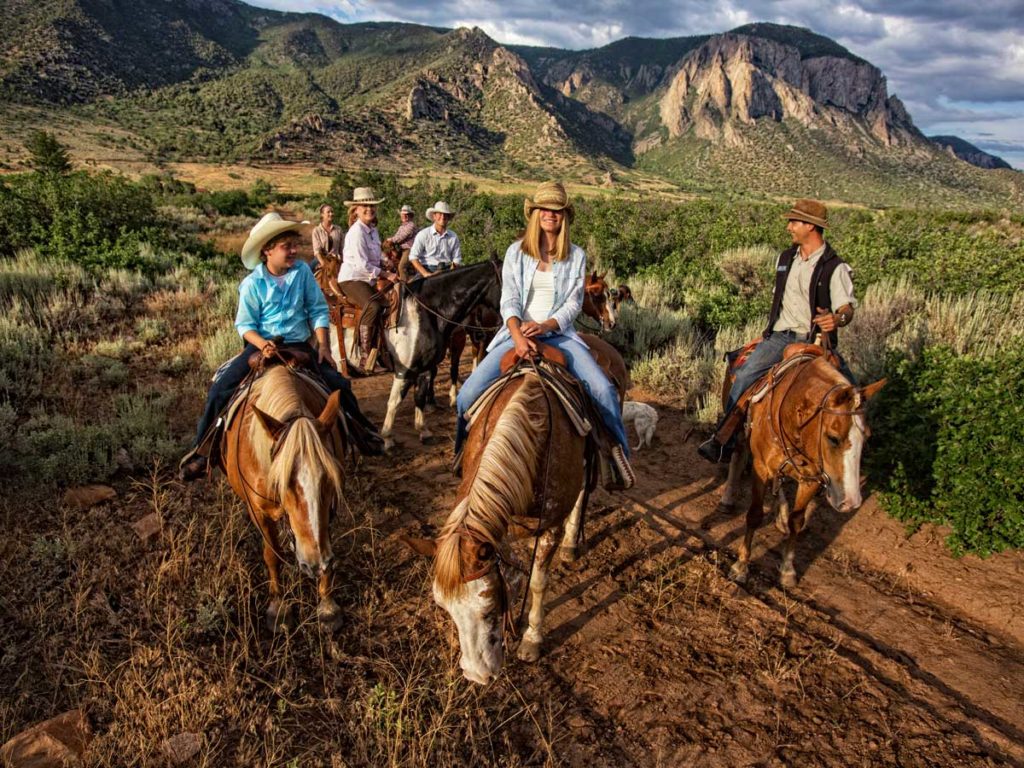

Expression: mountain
xmin=0 ymin=3 xmax=1020 ymax=207
xmin=930 ymin=136 xmax=1012 ymax=170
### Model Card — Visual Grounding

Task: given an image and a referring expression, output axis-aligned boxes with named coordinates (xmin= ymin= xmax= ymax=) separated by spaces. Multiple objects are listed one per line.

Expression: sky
xmin=250 ymin=0 xmax=1024 ymax=169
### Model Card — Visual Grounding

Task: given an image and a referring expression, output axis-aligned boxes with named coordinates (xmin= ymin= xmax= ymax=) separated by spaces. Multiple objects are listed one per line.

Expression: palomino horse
xmin=719 ymin=346 xmax=885 ymax=587
xmin=405 ymin=336 xmax=628 ymax=683
xmin=581 ymin=271 xmax=616 ymax=331
xmin=220 ymin=363 xmax=347 ymax=632
xmin=380 ymin=260 xmax=502 ymax=449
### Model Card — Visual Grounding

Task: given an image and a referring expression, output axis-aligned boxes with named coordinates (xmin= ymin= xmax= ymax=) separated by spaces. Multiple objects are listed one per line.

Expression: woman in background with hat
xmin=339 ymin=187 xmax=395 ymax=371
xmin=178 ymin=212 xmax=383 ymax=481
xmin=453 ymin=181 xmax=635 ymax=489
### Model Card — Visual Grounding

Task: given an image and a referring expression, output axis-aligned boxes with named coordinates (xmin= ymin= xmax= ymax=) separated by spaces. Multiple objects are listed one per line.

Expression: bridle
xmin=767 ymin=362 xmax=866 ymax=490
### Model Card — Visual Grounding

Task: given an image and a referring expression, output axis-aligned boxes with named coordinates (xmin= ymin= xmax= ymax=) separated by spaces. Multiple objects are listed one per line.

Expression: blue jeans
xmin=455 ymin=334 xmax=629 ymax=456
xmin=725 ymin=331 xmax=856 ymax=414
xmin=192 ymin=342 xmax=363 ymax=447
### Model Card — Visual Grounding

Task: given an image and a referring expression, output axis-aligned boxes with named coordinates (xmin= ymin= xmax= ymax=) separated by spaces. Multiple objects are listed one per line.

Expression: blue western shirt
xmin=235 ymin=261 xmax=330 ymax=343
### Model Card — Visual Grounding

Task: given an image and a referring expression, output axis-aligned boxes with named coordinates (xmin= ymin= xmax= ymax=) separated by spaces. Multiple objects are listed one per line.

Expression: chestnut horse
xmin=582 ymin=271 xmax=616 ymax=331
xmin=611 ymin=284 xmax=633 ymax=311
xmin=718 ymin=347 xmax=885 ymax=587
xmin=406 ymin=371 xmax=588 ymax=683
xmin=221 ymin=364 xmax=347 ymax=632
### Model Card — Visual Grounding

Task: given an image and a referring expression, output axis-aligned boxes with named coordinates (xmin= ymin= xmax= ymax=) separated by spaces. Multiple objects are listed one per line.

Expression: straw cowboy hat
xmin=343 ymin=187 xmax=385 ymax=206
xmin=400 ymin=204 xmax=415 ymax=215
xmin=240 ymin=212 xmax=308 ymax=270
xmin=782 ymin=198 xmax=828 ymax=228
xmin=426 ymin=201 xmax=455 ymax=218
xmin=524 ymin=181 xmax=575 ymax=223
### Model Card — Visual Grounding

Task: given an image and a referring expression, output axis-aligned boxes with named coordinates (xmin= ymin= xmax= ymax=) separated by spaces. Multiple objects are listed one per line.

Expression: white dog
xmin=622 ymin=400 xmax=659 ymax=451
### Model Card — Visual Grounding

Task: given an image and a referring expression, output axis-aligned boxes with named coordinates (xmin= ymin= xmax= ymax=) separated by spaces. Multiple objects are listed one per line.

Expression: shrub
xmin=203 ymin=327 xmax=243 ymax=372
xmin=0 ymin=317 xmax=53 ymax=408
xmin=871 ymin=347 xmax=1024 ymax=557
xmin=600 ymin=303 xmax=695 ymax=364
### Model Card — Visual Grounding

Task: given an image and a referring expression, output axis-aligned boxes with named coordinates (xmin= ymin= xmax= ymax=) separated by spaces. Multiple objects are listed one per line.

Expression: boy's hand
xmin=261 ymin=340 xmax=278 ymax=358
xmin=319 ymin=345 xmax=337 ymax=370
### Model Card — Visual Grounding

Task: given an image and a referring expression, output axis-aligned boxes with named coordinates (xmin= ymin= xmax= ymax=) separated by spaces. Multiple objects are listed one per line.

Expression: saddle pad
xmin=465 ymin=364 xmax=592 ymax=438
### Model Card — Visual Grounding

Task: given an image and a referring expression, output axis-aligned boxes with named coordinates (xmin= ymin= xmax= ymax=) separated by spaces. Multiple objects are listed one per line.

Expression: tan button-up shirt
xmin=311 ymin=223 xmax=343 ymax=262
xmin=773 ymin=243 xmax=857 ymax=335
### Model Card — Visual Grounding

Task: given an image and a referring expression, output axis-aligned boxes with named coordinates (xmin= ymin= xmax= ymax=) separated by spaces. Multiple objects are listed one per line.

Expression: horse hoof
xmin=559 ymin=545 xmax=578 ymax=563
xmin=517 ymin=639 xmax=542 ymax=663
xmin=729 ymin=562 xmax=748 ymax=584
xmin=383 ymin=437 xmax=395 ymax=452
xmin=780 ymin=570 xmax=798 ymax=589
xmin=266 ymin=604 xmax=293 ymax=634
xmin=318 ymin=603 xmax=344 ymax=633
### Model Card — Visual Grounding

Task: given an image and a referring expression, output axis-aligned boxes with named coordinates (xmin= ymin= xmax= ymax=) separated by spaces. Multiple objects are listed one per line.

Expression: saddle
xmin=335 ymin=279 xmax=402 ymax=332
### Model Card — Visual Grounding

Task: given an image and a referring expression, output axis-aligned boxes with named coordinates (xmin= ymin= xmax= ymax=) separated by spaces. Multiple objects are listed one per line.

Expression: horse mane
xmin=248 ymin=367 xmax=344 ymax=506
xmin=435 ymin=376 xmax=550 ymax=598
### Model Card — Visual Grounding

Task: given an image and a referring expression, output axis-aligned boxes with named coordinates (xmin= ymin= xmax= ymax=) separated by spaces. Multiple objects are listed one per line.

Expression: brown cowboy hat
xmin=782 ymin=199 xmax=828 ymax=228
xmin=524 ymin=181 xmax=575 ymax=224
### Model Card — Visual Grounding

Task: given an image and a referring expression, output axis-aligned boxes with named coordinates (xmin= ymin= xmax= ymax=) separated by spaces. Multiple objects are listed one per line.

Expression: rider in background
xmin=311 ymin=203 xmax=343 ymax=271
xmin=698 ymin=198 xmax=857 ymax=463
xmin=388 ymin=204 xmax=418 ymax=279
xmin=338 ymin=187 xmax=396 ymax=372
xmin=178 ymin=213 xmax=383 ymax=481
xmin=408 ymin=201 xmax=461 ymax=277
xmin=454 ymin=181 xmax=635 ymax=489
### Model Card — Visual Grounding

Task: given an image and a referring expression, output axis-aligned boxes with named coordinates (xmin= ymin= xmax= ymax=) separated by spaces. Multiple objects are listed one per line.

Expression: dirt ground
xmin=354 ymin=366 xmax=1024 ymax=767
xmin=4 ymin=342 xmax=1023 ymax=767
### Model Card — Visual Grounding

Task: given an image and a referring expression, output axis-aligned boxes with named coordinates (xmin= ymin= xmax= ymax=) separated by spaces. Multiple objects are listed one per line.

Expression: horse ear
xmin=252 ymin=406 xmax=286 ymax=440
xmin=860 ymin=378 xmax=887 ymax=401
xmin=317 ymin=390 xmax=342 ymax=436
xmin=400 ymin=535 xmax=437 ymax=558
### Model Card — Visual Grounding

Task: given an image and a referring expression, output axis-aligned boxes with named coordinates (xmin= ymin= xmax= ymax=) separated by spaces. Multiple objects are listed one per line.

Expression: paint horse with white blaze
xmin=379 ymin=259 xmax=502 ymax=449
xmin=719 ymin=344 xmax=885 ymax=588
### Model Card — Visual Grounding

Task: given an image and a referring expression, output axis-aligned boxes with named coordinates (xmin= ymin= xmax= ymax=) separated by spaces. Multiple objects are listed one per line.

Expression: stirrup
xmin=610 ymin=445 xmax=635 ymax=490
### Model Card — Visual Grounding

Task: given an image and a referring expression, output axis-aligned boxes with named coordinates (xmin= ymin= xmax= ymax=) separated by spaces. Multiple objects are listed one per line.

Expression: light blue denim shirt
xmin=235 ymin=260 xmax=330 ymax=343
xmin=487 ymin=240 xmax=588 ymax=352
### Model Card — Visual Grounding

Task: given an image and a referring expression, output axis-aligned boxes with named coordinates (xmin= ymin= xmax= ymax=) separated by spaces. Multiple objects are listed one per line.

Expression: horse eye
xmin=477 ymin=543 xmax=494 ymax=561
xmin=826 ymin=434 xmax=841 ymax=448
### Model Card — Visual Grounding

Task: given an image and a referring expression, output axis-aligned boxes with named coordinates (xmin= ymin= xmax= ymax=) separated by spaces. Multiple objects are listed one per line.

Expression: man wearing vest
xmin=698 ymin=199 xmax=857 ymax=463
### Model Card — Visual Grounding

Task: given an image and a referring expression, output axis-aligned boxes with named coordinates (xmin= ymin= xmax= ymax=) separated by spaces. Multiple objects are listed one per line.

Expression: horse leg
xmin=559 ymin=485 xmax=587 ymax=562
xmin=381 ymin=376 xmax=414 ymax=451
xmin=729 ymin=472 xmax=767 ymax=585
xmin=518 ymin=526 xmax=562 ymax=663
xmin=720 ymin=439 xmax=748 ymax=510
xmin=261 ymin=525 xmax=292 ymax=632
xmin=449 ymin=329 xmax=467 ymax=408
xmin=413 ymin=373 xmax=434 ymax=443
xmin=316 ymin=566 xmax=343 ymax=633
xmin=780 ymin=482 xmax=818 ymax=588
xmin=774 ymin=482 xmax=791 ymax=534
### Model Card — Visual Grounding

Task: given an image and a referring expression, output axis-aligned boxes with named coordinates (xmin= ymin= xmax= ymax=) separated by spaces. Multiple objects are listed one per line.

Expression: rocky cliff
xmin=656 ymin=32 xmax=919 ymax=149
xmin=931 ymin=136 xmax=1013 ymax=170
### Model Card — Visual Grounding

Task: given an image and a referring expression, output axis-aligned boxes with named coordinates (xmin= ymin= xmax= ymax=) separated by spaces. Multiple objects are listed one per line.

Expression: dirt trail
xmin=354 ymin=366 xmax=1024 ymax=767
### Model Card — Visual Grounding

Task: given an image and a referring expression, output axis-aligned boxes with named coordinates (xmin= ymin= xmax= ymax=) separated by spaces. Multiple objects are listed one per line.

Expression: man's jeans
xmin=455 ymin=334 xmax=629 ymax=456
xmin=725 ymin=330 xmax=856 ymax=413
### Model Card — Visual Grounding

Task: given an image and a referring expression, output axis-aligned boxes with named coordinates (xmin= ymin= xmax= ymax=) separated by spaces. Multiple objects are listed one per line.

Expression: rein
xmin=403 ymin=261 xmax=504 ymax=332
xmin=767 ymin=363 xmax=865 ymax=488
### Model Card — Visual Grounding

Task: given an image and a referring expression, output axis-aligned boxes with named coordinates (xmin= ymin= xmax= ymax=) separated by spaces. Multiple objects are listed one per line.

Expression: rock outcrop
xmin=931 ymin=135 xmax=1013 ymax=170
xmin=657 ymin=33 xmax=920 ymax=148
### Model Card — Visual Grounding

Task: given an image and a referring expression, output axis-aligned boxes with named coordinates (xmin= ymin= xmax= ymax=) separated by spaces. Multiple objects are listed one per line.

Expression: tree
xmin=26 ymin=130 xmax=71 ymax=175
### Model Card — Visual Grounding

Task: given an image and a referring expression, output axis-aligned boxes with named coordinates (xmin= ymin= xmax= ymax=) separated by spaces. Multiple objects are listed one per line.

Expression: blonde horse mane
xmin=435 ymin=376 xmax=551 ymax=598
xmin=247 ymin=366 xmax=344 ymax=507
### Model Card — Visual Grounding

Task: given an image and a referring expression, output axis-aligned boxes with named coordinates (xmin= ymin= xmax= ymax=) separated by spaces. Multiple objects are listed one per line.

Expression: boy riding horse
xmin=179 ymin=213 xmax=383 ymax=481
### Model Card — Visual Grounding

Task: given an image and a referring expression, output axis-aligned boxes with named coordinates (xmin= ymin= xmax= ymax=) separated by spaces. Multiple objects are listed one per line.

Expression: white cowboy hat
xmin=344 ymin=187 xmax=385 ymax=206
xmin=400 ymin=204 xmax=415 ymax=215
xmin=426 ymin=201 xmax=455 ymax=218
xmin=240 ymin=212 xmax=308 ymax=270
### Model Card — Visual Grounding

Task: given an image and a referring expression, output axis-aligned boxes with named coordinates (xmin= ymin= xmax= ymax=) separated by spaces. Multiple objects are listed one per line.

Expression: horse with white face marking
xmin=379 ymin=260 xmax=502 ymax=449
xmin=720 ymin=349 xmax=886 ymax=587
xmin=221 ymin=364 xmax=348 ymax=632
xmin=404 ymin=370 xmax=589 ymax=684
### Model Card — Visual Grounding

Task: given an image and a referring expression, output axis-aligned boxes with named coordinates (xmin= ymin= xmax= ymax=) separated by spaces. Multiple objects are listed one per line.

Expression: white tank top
xmin=523 ymin=270 xmax=555 ymax=323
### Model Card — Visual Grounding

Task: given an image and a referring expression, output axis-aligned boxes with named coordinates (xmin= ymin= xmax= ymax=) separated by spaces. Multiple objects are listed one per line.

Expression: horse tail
xmin=266 ymin=417 xmax=344 ymax=508
xmin=435 ymin=377 xmax=550 ymax=599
